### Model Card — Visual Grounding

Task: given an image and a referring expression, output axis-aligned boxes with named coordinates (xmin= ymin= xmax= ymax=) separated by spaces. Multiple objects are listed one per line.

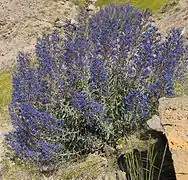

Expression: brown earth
xmin=0 ymin=0 xmax=78 ymax=69
xmin=156 ymin=0 xmax=188 ymax=39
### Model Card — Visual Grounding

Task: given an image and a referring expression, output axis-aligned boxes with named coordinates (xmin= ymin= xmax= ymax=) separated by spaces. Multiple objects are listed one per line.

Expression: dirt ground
xmin=156 ymin=0 xmax=188 ymax=39
xmin=0 ymin=0 xmax=78 ymax=69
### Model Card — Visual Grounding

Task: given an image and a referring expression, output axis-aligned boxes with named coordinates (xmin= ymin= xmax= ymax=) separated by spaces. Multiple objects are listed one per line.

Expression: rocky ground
xmin=0 ymin=0 xmax=78 ymax=69
xmin=156 ymin=0 xmax=188 ymax=39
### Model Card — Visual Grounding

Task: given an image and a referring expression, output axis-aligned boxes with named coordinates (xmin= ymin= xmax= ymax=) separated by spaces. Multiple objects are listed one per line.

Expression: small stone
xmin=147 ymin=115 xmax=165 ymax=132
xmin=87 ymin=4 xmax=95 ymax=11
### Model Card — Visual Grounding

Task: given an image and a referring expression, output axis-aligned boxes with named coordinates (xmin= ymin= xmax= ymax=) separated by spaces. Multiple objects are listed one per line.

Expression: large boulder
xmin=159 ymin=96 xmax=188 ymax=180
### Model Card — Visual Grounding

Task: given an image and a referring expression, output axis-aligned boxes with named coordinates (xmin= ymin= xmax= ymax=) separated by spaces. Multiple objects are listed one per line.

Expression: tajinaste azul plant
xmin=6 ymin=3 xmax=188 ymax=168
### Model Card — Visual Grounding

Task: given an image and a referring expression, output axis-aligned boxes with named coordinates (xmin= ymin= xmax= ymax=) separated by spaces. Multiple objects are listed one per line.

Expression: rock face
xmin=159 ymin=96 xmax=188 ymax=180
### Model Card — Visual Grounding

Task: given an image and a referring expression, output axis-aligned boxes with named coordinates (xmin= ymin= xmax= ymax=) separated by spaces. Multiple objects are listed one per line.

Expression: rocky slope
xmin=156 ymin=0 xmax=188 ymax=39
xmin=0 ymin=0 xmax=78 ymax=69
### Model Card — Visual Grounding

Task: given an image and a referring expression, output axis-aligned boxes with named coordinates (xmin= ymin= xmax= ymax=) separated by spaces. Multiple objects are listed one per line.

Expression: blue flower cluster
xmin=6 ymin=103 xmax=64 ymax=164
xmin=70 ymin=91 xmax=105 ymax=129
xmin=6 ymin=3 xmax=188 ymax=167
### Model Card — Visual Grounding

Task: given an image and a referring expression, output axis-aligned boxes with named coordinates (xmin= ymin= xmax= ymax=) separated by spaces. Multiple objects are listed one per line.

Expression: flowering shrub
xmin=6 ymin=4 xmax=188 ymax=168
